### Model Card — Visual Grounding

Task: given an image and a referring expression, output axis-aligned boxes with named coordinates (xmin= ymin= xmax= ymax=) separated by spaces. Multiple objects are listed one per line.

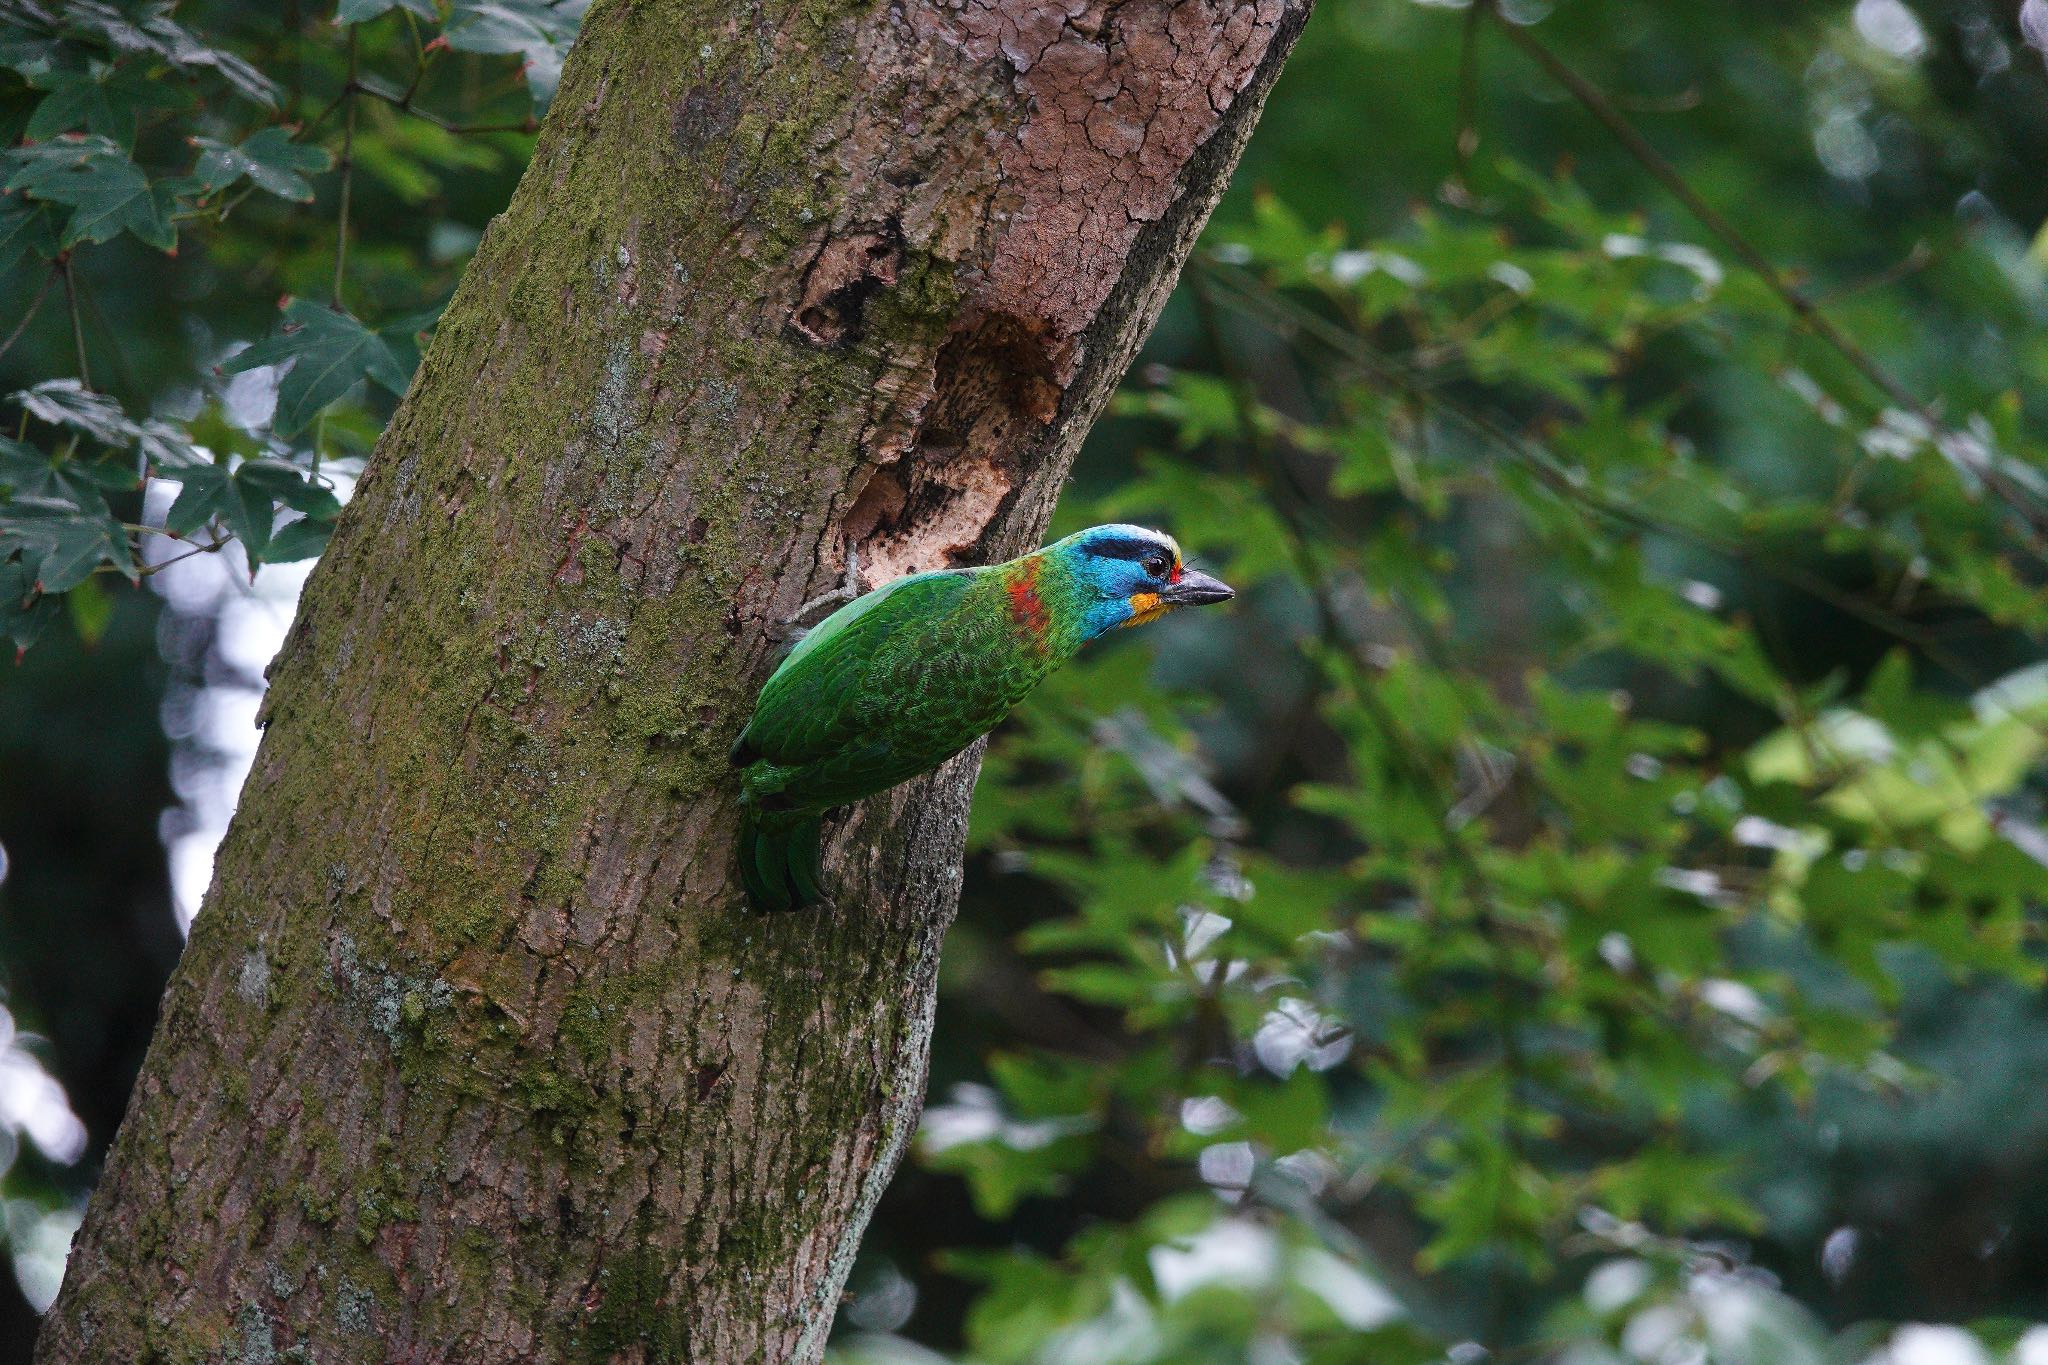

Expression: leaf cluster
xmin=0 ymin=0 xmax=579 ymax=652
xmin=860 ymin=19 xmax=2048 ymax=1360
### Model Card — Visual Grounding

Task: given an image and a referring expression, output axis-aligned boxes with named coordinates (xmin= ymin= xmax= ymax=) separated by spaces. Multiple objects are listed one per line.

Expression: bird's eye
xmin=1141 ymin=552 xmax=1169 ymax=578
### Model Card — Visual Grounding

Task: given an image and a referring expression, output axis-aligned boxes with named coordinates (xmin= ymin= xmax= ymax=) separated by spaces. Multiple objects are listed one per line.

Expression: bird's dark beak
xmin=1163 ymin=569 xmax=1234 ymax=607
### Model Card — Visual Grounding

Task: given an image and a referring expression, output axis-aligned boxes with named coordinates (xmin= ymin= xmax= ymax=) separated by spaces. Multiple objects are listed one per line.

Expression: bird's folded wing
xmin=738 ymin=569 xmax=972 ymax=767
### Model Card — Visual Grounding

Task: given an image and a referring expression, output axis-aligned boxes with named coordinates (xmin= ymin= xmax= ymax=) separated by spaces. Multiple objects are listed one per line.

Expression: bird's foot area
xmin=772 ymin=544 xmax=865 ymax=639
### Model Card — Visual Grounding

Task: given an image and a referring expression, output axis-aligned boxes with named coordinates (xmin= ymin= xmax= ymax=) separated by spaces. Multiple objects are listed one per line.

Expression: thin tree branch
xmin=349 ymin=75 xmax=540 ymax=136
xmin=300 ymin=85 xmax=352 ymax=140
xmin=334 ymin=27 xmax=359 ymax=311
xmin=71 ymin=269 xmax=140 ymax=398
xmin=58 ymin=254 xmax=90 ymax=390
xmin=0 ymin=267 xmax=55 ymax=366
xmin=139 ymin=533 xmax=235 ymax=577
xmin=1451 ymin=0 xmax=1485 ymax=196
xmin=400 ymin=10 xmax=436 ymax=104
xmin=1809 ymin=239 xmax=1937 ymax=306
xmin=285 ymin=0 xmax=304 ymax=122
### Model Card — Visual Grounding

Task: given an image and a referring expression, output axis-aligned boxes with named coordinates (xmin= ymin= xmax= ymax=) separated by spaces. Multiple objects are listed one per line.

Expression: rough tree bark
xmin=38 ymin=1 xmax=1310 ymax=1360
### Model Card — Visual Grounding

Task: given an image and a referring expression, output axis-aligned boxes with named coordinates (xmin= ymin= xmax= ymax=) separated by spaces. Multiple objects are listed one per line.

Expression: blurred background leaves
xmin=1 ymin=1 xmax=2047 ymax=1363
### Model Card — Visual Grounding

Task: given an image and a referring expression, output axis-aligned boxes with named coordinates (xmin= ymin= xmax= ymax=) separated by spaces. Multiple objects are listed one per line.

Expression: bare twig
xmin=400 ymin=10 xmax=435 ymax=104
xmin=300 ymin=85 xmax=352 ymax=140
xmin=1810 ymin=239 xmax=1937 ymax=306
xmin=1452 ymin=0 xmax=1485 ymax=195
xmin=57 ymin=255 xmax=90 ymax=389
xmin=140 ymin=533 xmax=235 ymax=577
xmin=0 ymin=267 xmax=55 ymax=366
xmin=285 ymin=0 xmax=304 ymax=121
xmin=71 ymin=270 xmax=140 ymax=398
xmin=348 ymin=74 xmax=540 ymax=136
xmin=334 ymin=27 xmax=359 ymax=311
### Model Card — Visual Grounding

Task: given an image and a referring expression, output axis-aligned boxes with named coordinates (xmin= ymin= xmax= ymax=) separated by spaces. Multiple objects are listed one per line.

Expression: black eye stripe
xmin=1088 ymin=537 xmax=1173 ymax=562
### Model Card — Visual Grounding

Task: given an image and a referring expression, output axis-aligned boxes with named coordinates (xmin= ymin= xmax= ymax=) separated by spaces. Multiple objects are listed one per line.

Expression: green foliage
xmin=336 ymin=0 xmax=438 ymax=22
xmin=4 ymin=134 xmax=181 ymax=249
xmin=191 ymin=128 xmax=333 ymax=202
xmin=0 ymin=0 xmax=571 ymax=650
xmin=841 ymin=3 xmax=2048 ymax=1362
xmin=221 ymin=298 xmax=417 ymax=437
xmin=441 ymin=0 xmax=586 ymax=108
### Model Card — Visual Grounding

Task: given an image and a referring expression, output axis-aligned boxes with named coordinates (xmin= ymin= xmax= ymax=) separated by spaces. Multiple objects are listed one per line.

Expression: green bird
xmin=730 ymin=524 xmax=1235 ymax=911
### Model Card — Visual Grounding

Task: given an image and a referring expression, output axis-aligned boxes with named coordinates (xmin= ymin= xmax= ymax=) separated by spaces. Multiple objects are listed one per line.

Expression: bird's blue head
xmin=1042 ymin=524 xmax=1235 ymax=640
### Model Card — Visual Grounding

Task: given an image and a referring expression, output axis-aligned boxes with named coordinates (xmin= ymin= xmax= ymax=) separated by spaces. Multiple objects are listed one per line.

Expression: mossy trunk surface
xmin=36 ymin=2 xmax=1309 ymax=1360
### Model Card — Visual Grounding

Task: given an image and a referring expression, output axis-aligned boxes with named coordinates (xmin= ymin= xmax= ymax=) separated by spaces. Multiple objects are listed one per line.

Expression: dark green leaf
xmin=52 ymin=5 xmax=281 ymax=108
xmin=442 ymin=0 xmax=573 ymax=54
xmin=220 ymin=299 xmax=416 ymax=435
xmin=3 ymin=134 xmax=176 ymax=250
xmin=234 ymin=458 xmax=341 ymax=521
xmin=160 ymin=458 xmax=334 ymax=569
xmin=133 ymin=418 xmax=207 ymax=471
xmin=152 ymin=42 xmax=278 ymax=109
xmin=163 ymin=462 xmax=270 ymax=558
xmin=260 ymin=514 xmax=333 ymax=563
xmin=0 ymin=434 xmax=136 ymax=501
xmin=0 ymin=559 xmax=61 ymax=658
xmin=0 ymin=435 xmax=54 ymax=496
xmin=0 ymin=28 xmax=66 ymax=84
xmin=9 ymin=378 xmax=133 ymax=445
xmin=192 ymin=127 xmax=332 ymax=202
xmin=25 ymin=60 xmax=193 ymax=148
xmin=336 ymin=0 xmax=440 ymax=22
xmin=0 ymin=490 xmax=133 ymax=590
xmin=0 ymin=198 xmax=59 ymax=274
xmin=444 ymin=0 xmax=584 ymax=109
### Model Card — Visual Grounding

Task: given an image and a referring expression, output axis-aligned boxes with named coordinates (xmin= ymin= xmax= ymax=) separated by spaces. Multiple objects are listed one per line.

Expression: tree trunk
xmin=36 ymin=1 xmax=1310 ymax=1359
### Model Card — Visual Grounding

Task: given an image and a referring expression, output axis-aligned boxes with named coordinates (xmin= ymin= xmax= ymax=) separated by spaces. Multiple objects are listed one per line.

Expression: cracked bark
xmin=35 ymin=1 xmax=1311 ymax=1360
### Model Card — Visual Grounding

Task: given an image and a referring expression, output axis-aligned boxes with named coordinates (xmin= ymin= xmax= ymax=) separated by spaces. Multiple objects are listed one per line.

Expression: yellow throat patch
xmin=1122 ymin=591 xmax=1169 ymax=628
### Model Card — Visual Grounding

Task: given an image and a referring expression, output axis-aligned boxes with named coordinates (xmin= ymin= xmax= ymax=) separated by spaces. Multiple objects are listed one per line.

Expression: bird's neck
xmin=993 ymin=552 xmax=1096 ymax=660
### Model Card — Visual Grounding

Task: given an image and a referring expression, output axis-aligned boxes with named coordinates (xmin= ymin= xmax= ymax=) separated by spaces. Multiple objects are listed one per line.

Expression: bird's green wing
xmin=736 ymin=569 xmax=972 ymax=767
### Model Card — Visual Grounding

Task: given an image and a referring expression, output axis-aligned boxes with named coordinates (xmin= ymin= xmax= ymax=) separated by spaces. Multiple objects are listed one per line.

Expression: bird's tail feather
xmin=739 ymin=808 xmax=826 ymax=913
